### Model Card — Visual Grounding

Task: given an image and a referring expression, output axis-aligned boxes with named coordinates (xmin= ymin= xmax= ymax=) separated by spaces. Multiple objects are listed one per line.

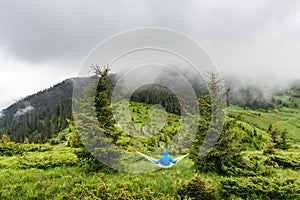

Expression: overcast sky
xmin=0 ymin=0 xmax=300 ymax=110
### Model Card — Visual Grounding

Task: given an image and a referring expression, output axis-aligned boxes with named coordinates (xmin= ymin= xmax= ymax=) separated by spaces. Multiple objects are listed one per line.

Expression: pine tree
xmin=94 ymin=64 xmax=115 ymax=130
xmin=266 ymin=125 xmax=291 ymax=151
xmin=269 ymin=126 xmax=280 ymax=148
xmin=72 ymin=65 xmax=121 ymax=171
xmin=277 ymin=129 xmax=291 ymax=150
xmin=189 ymin=73 xmax=240 ymax=175
xmin=263 ymin=139 xmax=276 ymax=155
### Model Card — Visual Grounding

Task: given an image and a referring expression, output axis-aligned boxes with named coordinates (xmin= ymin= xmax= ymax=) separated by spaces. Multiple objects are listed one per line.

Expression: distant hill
xmin=0 ymin=78 xmax=76 ymax=143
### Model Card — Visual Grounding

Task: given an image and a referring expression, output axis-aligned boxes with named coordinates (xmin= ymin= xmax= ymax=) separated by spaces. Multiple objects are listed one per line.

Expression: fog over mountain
xmin=1 ymin=0 xmax=300 ymax=110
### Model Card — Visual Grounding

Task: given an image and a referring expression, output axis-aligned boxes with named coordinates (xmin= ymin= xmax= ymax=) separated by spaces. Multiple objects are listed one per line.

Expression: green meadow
xmin=1 ymin=100 xmax=300 ymax=199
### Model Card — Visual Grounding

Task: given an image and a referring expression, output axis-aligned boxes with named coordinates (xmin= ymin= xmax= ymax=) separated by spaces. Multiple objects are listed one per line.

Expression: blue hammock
xmin=137 ymin=151 xmax=188 ymax=168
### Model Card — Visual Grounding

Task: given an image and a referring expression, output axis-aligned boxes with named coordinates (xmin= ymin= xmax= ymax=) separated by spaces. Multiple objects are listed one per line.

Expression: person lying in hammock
xmin=152 ymin=150 xmax=177 ymax=166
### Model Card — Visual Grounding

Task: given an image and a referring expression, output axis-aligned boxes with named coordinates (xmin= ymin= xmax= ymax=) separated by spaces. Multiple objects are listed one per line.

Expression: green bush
xmin=0 ymin=142 xmax=23 ymax=156
xmin=19 ymin=152 xmax=77 ymax=169
xmin=57 ymin=176 xmax=156 ymax=200
xmin=221 ymin=176 xmax=300 ymax=199
xmin=0 ymin=142 xmax=52 ymax=156
xmin=264 ymin=154 xmax=300 ymax=170
xmin=74 ymin=148 xmax=116 ymax=173
xmin=220 ymin=154 xmax=272 ymax=177
xmin=112 ymin=177 xmax=155 ymax=200
xmin=176 ymin=174 xmax=220 ymax=200
xmin=49 ymin=138 xmax=60 ymax=145
xmin=59 ymin=179 xmax=110 ymax=200
xmin=20 ymin=143 xmax=53 ymax=152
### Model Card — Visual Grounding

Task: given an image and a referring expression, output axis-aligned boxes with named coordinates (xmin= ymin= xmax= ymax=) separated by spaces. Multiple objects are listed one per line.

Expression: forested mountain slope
xmin=0 ymin=79 xmax=76 ymax=143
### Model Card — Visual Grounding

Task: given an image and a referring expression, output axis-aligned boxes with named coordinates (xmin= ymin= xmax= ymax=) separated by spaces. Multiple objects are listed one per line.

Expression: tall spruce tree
xmin=72 ymin=65 xmax=121 ymax=171
xmin=189 ymin=73 xmax=243 ymax=175
xmin=278 ymin=129 xmax=291 ymax=150
xmin=93 ymin=64 xmax=115 ymax=130
xmin=269 ymin=125 xmax=280 ymax=148
xmin=263 ymin=139 xmax=276 ymax=155
xmin=268 ymin=125 xmax=291 ymax=150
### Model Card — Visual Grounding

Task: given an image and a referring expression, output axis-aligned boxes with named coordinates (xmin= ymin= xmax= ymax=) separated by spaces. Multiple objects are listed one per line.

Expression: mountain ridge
xmin=1 ymin=75 xmax=300 ymax=143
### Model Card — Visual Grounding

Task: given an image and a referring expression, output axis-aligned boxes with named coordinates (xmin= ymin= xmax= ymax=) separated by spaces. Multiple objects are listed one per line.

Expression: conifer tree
xmin=72 ymin=65 xmax=121 ymax=171
xmin=278 ymin=129 xmax=291 ymax=150
xmin=93 ymin=64 xmax=115 ymax=130
xmin=265 ymin=125 xmax=291 ymax=152
xmin=269 ymin=127 xmax=280 ymax=148
xmin=263 ymin=139 xmax=276 ymax=155
xmin=189 ymin=73 xmax=241 ymax=175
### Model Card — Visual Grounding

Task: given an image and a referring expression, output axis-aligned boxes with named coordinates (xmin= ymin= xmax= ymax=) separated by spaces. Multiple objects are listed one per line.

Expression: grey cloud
xmin=0 ymin=0 xmax=151 ymax=65
xmin=0 ymin=0 xmax=299 ymax=79
xmin=0 ymin=0 xmax=300 ymax=110
xmin=0 ymin=1 xmax=299 ymax=61
xmin=0 ymin=111 xmax=4 ymax=119
xmin=14 ymin=105 xmax=35 ymax=117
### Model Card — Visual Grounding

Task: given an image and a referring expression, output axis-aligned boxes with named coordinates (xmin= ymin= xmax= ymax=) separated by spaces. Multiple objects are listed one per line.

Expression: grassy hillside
xmin=1 ymin=100 xmax=300 ymax=199
xmin=228 ymin=104 xmax=300 ymax=148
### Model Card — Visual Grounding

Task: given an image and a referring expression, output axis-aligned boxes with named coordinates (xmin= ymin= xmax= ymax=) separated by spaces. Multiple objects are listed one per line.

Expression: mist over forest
xmin=1 ymin=72 xmax=299 ymax=144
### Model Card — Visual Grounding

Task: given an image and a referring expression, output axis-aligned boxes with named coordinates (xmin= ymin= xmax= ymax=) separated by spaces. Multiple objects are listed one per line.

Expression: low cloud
xmin=0 ymin=111 xmax=4 ymax=119
xmin=14 ymin=105 xmax=35 ymax=117
xmin=0 ymin=50 xmax=76 ymax=111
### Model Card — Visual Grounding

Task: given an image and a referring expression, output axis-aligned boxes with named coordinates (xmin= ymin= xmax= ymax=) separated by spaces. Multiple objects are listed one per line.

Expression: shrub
xmin=112 ymin=177 xmax=155 ymax=200
xmin=0 ymin=142 xmax=23 ymax=156
xmin=20 ymin=143 xmax=53 ymax=152
xmin=177 ymin=174 xmax=220 ymax=200
xmin=74 ymin=148 xmax=116 ymax=173
xmin=19 ymin=151 xmax=77 ymax=169
xmin=264 ymin=154 xmax=300 ymax=170
xmin=57 ymin=177 xmax=110 ymax=200
xmin=0 ymin=142 xmax=52 ymax=156
xmin=57 ymin=176 xmax=156 ymax=200
xmin=221 ymin=176 xmax=300 ymax=199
